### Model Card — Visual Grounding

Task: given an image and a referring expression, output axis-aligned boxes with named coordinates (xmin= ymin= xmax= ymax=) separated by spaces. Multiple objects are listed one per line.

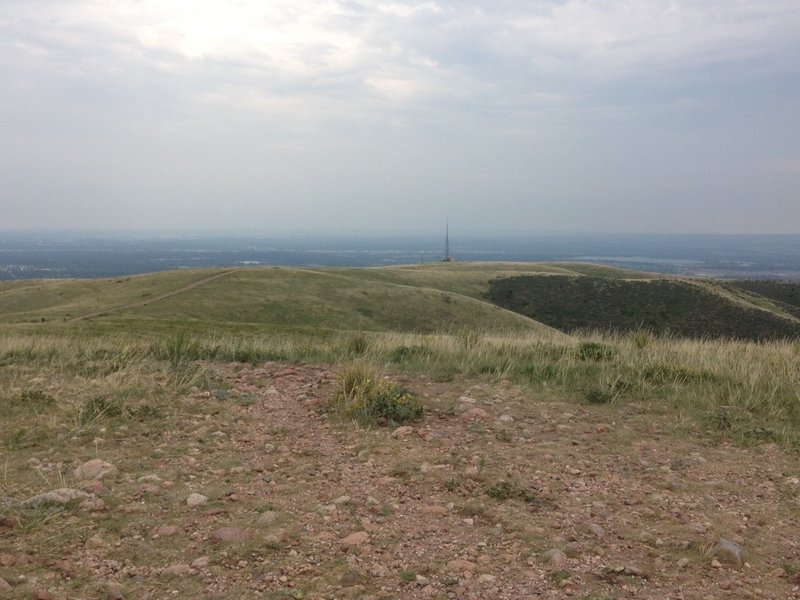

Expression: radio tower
xmin=443 ymin=218 xmax=453 ymax=262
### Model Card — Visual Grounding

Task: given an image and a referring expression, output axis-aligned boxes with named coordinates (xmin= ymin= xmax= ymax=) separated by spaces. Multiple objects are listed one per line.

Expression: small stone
xmin=788 ymin=571 xmax=800 ymax=584
xmin=461 ymin=407 xmax=489 ymax=420
xmin=191 ymin=556 xmax=210 ymax=569
xmin=333 ymin=495 xmax=351 ymax=505
xmin=34 ymin=589 xmax=55 ymax=600
xmin=711 ymin=558 xmax=722 ymax=568
xmin=446 ymin=559 xmax=477 ymax=573
xmin=542 ymin=549 xmax=568 ymax=567
xmin=137 ymin=474 xmax=163 ymax=483
xmin=186 ymin=493 xmax=208 ymax=507
xmin=391 ymin=426 xmax=414 ymax=438
xmin=706 ymin=538 xmax=745 ymax=568
xmin=73 ymin=459 xmax=118 ymax=481
xmin=477 ymin=574 xmax=496 ymax=583
xmin=23 ymin=488 xmax=90 ymax=508
xmin=341 ymin=531 xmax=369 ymax=547
xmin=677 ymin=557 xmax=690 ymax=569
xmin=210 ymin=527 xmax=251 ymax=543
xmin=0 ymin=577 xmax=11 ymax=591
xmin=86 ymin=534 xmax=107 ymax=548
xmin=498 ymin=414 xmax=514 ymax=423
xmin=0 ymin=553 xmax=14 ymax=567
xmin=79 ymin=479 xmax=109 ymax=495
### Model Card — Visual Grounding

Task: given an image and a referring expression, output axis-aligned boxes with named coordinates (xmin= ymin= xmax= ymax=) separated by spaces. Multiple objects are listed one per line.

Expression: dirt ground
xmin=2 ymin=362 xmax=800 ymax=599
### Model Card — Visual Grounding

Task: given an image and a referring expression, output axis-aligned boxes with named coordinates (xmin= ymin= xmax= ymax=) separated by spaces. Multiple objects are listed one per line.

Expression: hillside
xmin=0 ymin=266 xmax=559 ymax=338
xmin=3 ymin=262 xmax=800 ymax=598
xmin=487 ymin=274 xmax=800 ymax=340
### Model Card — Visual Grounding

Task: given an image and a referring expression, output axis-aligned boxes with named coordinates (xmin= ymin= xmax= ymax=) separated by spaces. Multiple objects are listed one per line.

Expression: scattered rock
xmin=34 ymin=589 xmax=54 ymax=600
xmin=78 ymin=480 xmax=109 ymax=495
xmin=542 ymin=549 xmax=568 ymax=567
xmin=498 ymin=414 xmax=514 ymax=423
xmin=186 ymin=493 xmax=208 ymax=507
xmin=0 ymin=553 xmax=14 ymax=567
xmin=0 ymin=577 xmax=10 ymax=591
xmin=23 ymin=488 xmax=90 ymax=508
xmin=706 ymin=538 xmax=745 ymax=568
xmin=333 ymin=495 xmax=351 ymax=505
xmin=73 ymin=459 xmax=118 ymax=481
xmin=191 ymin=556 xmax=210 ymax=569
xmin=477 ymin=574 xmax=496 ymax=583
xmin=210 ymin=527 xmax=251 ymax=543
xmin=788 ymin=571 xmax=800 ymax=585
xmin=341 ymin=531 xmax=369 ymax=547
xmin=106 ymin=583 xmax=124 ymax=600
xmin=677 ymin=557 xmax=690 ymax=569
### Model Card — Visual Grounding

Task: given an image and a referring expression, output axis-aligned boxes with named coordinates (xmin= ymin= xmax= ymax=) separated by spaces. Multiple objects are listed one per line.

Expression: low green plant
xmin=577 ymin=342 xmax=615 ymax=361
xmin=329 ymin=363 xmax=424 ymax=426
xmin=486 ymin=480 xmax=538 ymax=504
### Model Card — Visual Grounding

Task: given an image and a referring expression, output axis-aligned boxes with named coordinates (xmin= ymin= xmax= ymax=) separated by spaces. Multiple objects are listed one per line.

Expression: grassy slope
xmin=0 ymin=265 xmax=560 ymax=337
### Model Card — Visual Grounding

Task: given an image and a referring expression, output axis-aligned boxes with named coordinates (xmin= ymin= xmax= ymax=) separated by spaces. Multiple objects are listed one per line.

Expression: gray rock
xmin=256 ymin=510 xmax=278 ymax=525
xmin=23 ymin=488 xmax=91 ymax=508
xmin=186 ymin=493 xmax=208 ymax=507
xmin=210 ymin=527 xmax=251 ymax=543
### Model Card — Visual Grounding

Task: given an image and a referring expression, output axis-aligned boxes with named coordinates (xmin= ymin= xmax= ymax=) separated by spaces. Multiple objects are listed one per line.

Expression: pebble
xmin=498 ymin=414 xmax=514 ymax=423
xmin=588 ymin=523 xmax=606 ymax=539
xmin=477 ymin=574 xmax=496 ymax=583
xmin=73 ymin=459 xmax=118 ymax=481
xmin=0 ymin=578 xmax=10 ymax=591
xmin=191 ymin=556 xmax=210 ymax=569
xmin=34 ymin=589 xmax=54 ymax=600
xmin=153 ymin=525 xmax=180 ymax=537
xmin=677 ymin=557 xmax=690 ymax=569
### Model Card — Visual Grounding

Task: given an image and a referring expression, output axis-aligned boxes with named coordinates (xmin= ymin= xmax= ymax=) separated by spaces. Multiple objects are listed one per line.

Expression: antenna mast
xmin=443 ymin=218 xmax=452 ymax=262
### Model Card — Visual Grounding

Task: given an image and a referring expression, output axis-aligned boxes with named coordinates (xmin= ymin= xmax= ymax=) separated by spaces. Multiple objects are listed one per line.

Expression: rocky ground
xmin=2 ymin=362 xmax=800 ymax=599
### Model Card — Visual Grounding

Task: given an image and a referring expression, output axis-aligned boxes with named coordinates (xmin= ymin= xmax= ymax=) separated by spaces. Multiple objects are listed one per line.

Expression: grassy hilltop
xmin=2 ymin=262 xmax=800 ymax=598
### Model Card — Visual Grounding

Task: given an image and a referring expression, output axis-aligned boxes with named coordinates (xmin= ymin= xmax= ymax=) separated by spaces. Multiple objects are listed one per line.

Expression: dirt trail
xmin=3 ymin=362 xmax=799 ymax=599
xmin=67 ymin=270 xmax=236 ymax=322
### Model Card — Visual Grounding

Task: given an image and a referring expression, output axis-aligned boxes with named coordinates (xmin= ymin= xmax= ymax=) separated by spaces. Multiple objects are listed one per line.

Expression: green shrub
xmin=577 ymin=342 xmax=615 ymax=361
xmin=329 ymin=364 xmax=424 ymax=426
xmin=485 ymin=480 xmax=537 ymax=503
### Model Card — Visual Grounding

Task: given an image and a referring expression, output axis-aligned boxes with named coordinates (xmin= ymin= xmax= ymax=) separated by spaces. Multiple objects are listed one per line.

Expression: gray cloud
xmin=2 ymin=0 xmax=799 ymax=233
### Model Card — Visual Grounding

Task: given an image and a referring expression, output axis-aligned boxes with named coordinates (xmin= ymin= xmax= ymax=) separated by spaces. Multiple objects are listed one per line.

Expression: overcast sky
xmin=2 ymin=1 xmax=799 ymax=234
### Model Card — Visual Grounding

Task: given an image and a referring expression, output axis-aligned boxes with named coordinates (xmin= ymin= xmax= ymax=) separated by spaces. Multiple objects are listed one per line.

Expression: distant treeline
xmin=488 ymin=276 xmax=800 ymax=341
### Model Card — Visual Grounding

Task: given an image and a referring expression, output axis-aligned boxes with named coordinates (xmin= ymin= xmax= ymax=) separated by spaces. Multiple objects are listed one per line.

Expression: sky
xmin=2 ymin=1 xmax=799 ymax=235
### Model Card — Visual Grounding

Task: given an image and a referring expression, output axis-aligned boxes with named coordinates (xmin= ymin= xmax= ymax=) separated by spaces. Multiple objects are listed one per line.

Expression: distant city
xmin=2 ymin=232 xmax=800 ymax=281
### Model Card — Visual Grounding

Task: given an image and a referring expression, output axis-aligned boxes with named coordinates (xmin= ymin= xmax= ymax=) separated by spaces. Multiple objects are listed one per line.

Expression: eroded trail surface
xmin=3 ymin=362 xmax=800 ymax=599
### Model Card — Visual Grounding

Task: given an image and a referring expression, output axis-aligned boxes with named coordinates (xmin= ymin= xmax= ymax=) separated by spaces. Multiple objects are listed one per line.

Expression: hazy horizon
xmin=3 ymin=2 xmax=799 ymax=234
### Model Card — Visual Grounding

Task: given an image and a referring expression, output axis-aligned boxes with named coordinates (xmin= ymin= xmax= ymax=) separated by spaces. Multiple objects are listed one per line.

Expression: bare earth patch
xmin=2 ymin=362 xmax=800 ymax=599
